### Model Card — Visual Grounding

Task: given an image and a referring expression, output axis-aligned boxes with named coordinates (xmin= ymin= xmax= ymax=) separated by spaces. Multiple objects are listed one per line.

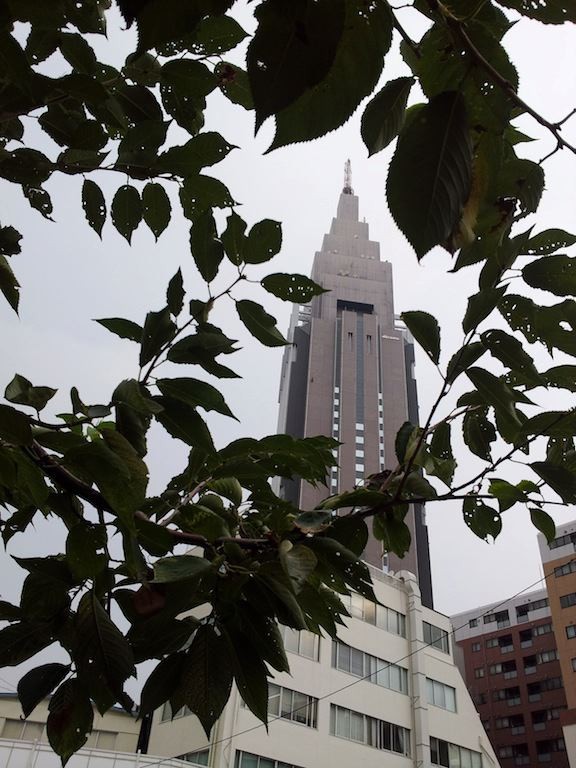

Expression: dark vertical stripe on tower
xmin=356 ymin=313 xmax=364 ymax=424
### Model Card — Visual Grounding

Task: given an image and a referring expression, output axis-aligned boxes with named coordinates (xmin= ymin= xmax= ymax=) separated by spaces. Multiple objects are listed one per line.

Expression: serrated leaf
xmin=161 ymin=59 xmax=217 ymax=98
xmin=111 ymin=185 xmax=142 ymax=243
xmin=0 ymin=622 xmax=54 ymax=667
xmin=523 ymin=255 xmax=576 ymax=297
xmin=165 ymin=269 xmax=185 ymax=316
xmin=361 ymin=76 xmax=414 ymax=156
xmin=190 ymin=14 xmax=248 ymax=54
xmin=463 ymin=497 xmax=501 ymax=541
xmin=215 ymin=62 xmax=253 ymax=109
xmin=23 ymin=185 xmax=53 ymax=220
xmin=428 ymin=422 xmax=455 ymax=486
xmin=269 ymin=0 xmax=393 ymax=150
xmin=157 ymin=377 xmax=236 ymax=419
xmin=462 ymin=408 xmax=496 ymax=462
xmin=0 ymin=225 xmax=22 ymax=256
xmin=482 ymin=329 xmax=542 ymax=385
xmin=530 ymin=507 xmax=556 ymax=544
xmin=140 ymin=653 xmax=186 ymax=716
xmin=18 ymin=663 xmax=70 ymax=718
xmin=5 ymin=373 xmax=56 ymax=411
xmin=66 ymin=523 xmax=107 ymax=579
xmin=0 ymin=254 xmax=20 ymax=312
xmin=261 ymin=273 xmax=326 ymax=303
xmin=154 ymin=554 xmax=212 ymax=583
xmin=142 ymin=183 xmax=171 ymax=240
xmin=244 ymin=219 xmax=282 ymax=264
xmin=190 ymin=210 xmax=224 ymax=282
xmin=248 ymin=0 xmax=345 ymax=130
xmin=47 ymin=679 xmax=93 ymax=766
xmin=467 ymin=367 xmax=520 ymax=422
xmin=280 ymin=543 xmax=317 ymax=593
xmin=140 ymin=307 xmax=176 ymax=367
xmin=446 ymin=342 xmax=486 ymax=383
xmin=180 ymin=175 xmax=236 ymax=221
xmin=154 ymin=395 xmax=215 ymax=452
xmin=95 ymin=317 xmax=143 ymax=342
xmin=462 ymin=287 xmax=507 ymax=334
xmin=208 ymin=477 xmax=243 ymax=506
xmin=488 ymin=477 xmax=526 ymax=512
xmin=531 ymin=461 xmax=576 ymax=503
xmin=387 ymin=91 xmax=472 ymax=259
xmin=373 ymin=514 xmax=411 ymax=557
xmin=493 ymin=0 xmax=576 ymax=24
xmin=524 ymin=229 xmax=576 ymax=255
xmin=236 ymin=299 xmax=287 ymax=347
xmin=401 ymin=311 xmax=441 ymax=364
xmin=156 ymin=132 xmax=235 ymax=177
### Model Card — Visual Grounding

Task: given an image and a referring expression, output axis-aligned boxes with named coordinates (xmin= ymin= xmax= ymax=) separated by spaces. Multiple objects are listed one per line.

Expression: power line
xmin=137 ymin=564 xmax=562 ymax=768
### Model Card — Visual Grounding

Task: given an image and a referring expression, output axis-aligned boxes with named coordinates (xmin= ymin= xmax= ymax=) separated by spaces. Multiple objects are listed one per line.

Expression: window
xmin=179 ymin=751 xmax=209 ymax=766
xmin=340 ymin=594 xmax=406 ymax=636
xmin=474 ymin=667 xmax=485 ymax=679
xmin=535 ymin=622 xmax=553 ymax=636
xmin=423 ymin=621 xmax=450 ymax=653
xmin=549 ymin=531 xmax=576 ymax=549
xmin=426 ymin=678 xmax=457 ymax=712
xmin=265 ymin=684 xmax=318 ymax=728
xmin=572 ymin=658 xmax=576 ymax=671
xmin=279 ymin=626 xmax=320 ymax=661
xmin=332 ymin=640 xmax=408 ymax=694
xmin=493 ymin=686 xmax=521 ymax=706
xmin=161 ymin=702 xmax=192 ymax=721
xmin=235 ymin=752 xmax=303 ymax=768
xmin=516 ymin=598 xmax=549 ymax=618
xmin=366 ymin=335 xmax=372 ymax=353
xmin=537 ymin=649 xmax=558 ymax=663
xmin=567 ymin=625 xmax=576 ymax=639
xmin=560 ymin=592 xmax=576 ymax=608
xmin=330 ymin=705 xmax=411 ymax=757
xmin=484 ymin=609 xmax=509 ymax=627
xmin=554 ymin=560 xmax=576 ymax=577
xmin=355 ymin=449 xmax=364 ymax=458
xmin=474 ymin=692 xmax=487 ymax=706
xmin=1 ymin=718 xmax=44 ymax=741
xmin=472 ymin=642 xmax=481 ymax=652
xmin=485 ymin=637 xmax=498 ymax=648
xmin=469 ymin=618 xmax=478 ymax=628
xmin=85 ymin=731 xmax=117 ymax=750
xmin=430 ymin=737 xmax=482 ymax=768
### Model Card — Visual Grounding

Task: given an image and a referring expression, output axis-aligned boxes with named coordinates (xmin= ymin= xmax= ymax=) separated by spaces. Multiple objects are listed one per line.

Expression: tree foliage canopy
xmin=0 ymin=0 xmax=575 ymax=762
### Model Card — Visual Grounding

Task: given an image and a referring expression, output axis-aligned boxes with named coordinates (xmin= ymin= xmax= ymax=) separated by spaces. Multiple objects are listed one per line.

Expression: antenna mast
xmin=343 ymin=159 xmax=353 ymax=195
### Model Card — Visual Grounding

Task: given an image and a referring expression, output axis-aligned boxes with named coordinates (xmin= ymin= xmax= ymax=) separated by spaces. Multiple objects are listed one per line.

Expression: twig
xmin=386 ymin=0 xmax=421 ymax=58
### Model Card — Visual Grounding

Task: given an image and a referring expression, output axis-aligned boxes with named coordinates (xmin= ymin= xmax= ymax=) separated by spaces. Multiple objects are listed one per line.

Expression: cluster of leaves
xmin=1 ymin=0 xmax=576 ymax=763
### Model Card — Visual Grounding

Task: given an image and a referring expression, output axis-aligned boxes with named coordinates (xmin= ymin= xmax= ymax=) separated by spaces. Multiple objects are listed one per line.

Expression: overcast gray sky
xmin=1 ymin=2 xmax=576 ymax=694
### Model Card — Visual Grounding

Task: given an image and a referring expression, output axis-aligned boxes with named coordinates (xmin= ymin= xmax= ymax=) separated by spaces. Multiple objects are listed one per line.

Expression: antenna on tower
xmin=343 ymin=159 xmax=353 ymax=195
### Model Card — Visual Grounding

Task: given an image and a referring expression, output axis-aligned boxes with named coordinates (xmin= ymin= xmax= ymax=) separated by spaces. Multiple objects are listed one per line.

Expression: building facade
xmin=148 ymin=565 xmax=499 ymax=768
xmin=452 ymin=591 xmax=569 ymax=767
xmin=539 ymin=520 xmax=576 ymax=766
xmin=276 ymin=166 xmax=433 ymax=606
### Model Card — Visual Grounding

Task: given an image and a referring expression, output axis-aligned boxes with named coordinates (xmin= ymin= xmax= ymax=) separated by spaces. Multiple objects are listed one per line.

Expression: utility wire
xmin=137 ymin=563 xmax=564 ymax=768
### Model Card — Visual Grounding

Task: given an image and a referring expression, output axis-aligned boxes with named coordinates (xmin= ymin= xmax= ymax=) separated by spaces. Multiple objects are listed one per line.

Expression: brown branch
xmin=385 ymin=0 xmax=421 ymax=58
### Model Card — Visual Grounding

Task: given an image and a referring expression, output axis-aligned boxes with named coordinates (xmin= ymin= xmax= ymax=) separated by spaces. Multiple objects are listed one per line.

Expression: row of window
xmin=431 ymin=737 xmax=482 ymax=768
xmin=473 ymin=648 xmax=558 ymax=678
xmin=549 ymin=531 xmax=576 ymax=549
xmin=329 ymin=704 xmax=410 ymax=757
xmin=554 ymin=559 xmax=576 ymax=577
xmin=471 ymin=622 xmax=554 ymax=653
xmin=332 ymin=640 xmax=409 ymax=694
xmin=235 ymin=753 xmax=301 ymax=768
xmin=498 ymin=738 xmax=565 ymax=762
xmin=424 ymin=620 xmax=451 ymax=653
xmin=268 ymin=684 xmax=317 ymax=728
xmin=0 ymin=718 xmax=117 ymax=750
xmin=339 ymin=592 xmax=407 ymax=637
xmin=491 ymin=707 xmax=566 ymax=735
xmin=560 ymin=591 xmax=576 ymax=608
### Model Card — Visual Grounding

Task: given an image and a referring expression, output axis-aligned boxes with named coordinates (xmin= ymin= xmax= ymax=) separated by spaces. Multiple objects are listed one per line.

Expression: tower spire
xmin=343 ymin=158 xmax=353 ymax=195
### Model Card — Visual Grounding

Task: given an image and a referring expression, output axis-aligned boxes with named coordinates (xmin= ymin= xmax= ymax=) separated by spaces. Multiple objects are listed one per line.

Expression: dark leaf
xmin=524 ymin=228 xmax=576 ymax=255
xmin=18 ymin=663 xmax=70 ymax=718
xmin=401 ymin=311 xmax=441 ymax=364
xmin=523 ymin=255 xmax=576 ymax=297
xmin=244 ymin=219 xmax=282 ymax=264
xmin=0 ymin=148 xmax=52 ymax=185
xmin=462 ymin=408 xmax=496 ymax=462
xmin=387 ymin=91 xmax=472 ymax=259
xmin=361 ymin=76 xmax=414 ymax=156
xmin=236 ymin=299 xmax=288 ymax=347
xmin=0 ymin=225 xmax=22 ymax=256
xmin=190 ymin=210 xmax=224 ymax=283
xmin=65 ymin=523 xmax=107 ymax=580
xmin=139 ymin=307 xmax=176 ymax=367
xmin=47 ymin=679 xmax=93 ymax=766
xmin=488 ymin=477 xmax=526 ymax=512
xmin=261 ymin=273 xmax=326 ymax=303
xmin=373 ymin=514 xmax=412 ymax=557
xmin=221 ymin=211 xmax=247 ymax=265
xmin=5 ymin=373 xmax=56 ymax=411
xmin=154 ymin=554 xmax=212 ymax=584
xmin=446 ymin=342 xmax=486 ymax=383
xmin=531 ymin=462 xmax=576 ymax=503
xmin=190 ymin=14 xmax=248 ymax=55
xmin=95 ymin=317 xmax=143 ymax=343
xmin=215 ymin=62 xmax=253 ymax=109
xmin=493 ymin=0 xmax=576 ymax=24
xmin=156 ymin=132 xmax=235 ymax=177
xmin=0 ymin=254 xmax=21 ymax=312
xmin=530 ymin=507 xmax=556 ymax=544
xmin=111 ymin=185 xmax=143 ymax=244
xmin=23 ymin=186 xmax=53 ymax=220
xmin=140 ymin=652 xmax=186 ymax=716
xmin=180 ymin=175 xmax=236 ymax=221
xmin=142 ymin=182 xmax=171 ymax=240
xmin=166 ymin=269 xmax=184 ymax=316
xmin=481 ymin=329 xmax=542 ymax=385
xmin=463 ymin=497 xmax=502 ymax=541
xmin=462 ymin=287 xmax=508 ymax=334
xmin=154 ymin=395 xmax=215 ymax=452
xmin=0 ymin=404 xmax=32 ymax=445
xmin=0 ymin=622 xmax=54 ymax=667
xmin=280 ymin=543 xmax=317 ymax=593
xmin=156 ymin=377 xmax=236 ymax=419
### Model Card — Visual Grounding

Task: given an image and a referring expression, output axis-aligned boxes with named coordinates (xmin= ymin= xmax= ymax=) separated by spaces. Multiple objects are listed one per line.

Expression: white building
xmin=148 ymin=566 xmax=499 ymax=768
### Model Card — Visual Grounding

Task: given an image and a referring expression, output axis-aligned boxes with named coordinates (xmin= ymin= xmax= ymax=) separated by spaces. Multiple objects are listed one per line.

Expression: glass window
xmin=269 ymin=684 xmax=281 ymax=716
xmin=560 ymin=592 xmax=576 ymax=608
xmin=566 ymin=625 xmax=576 ymax=639
xmin=423 ymin=621 xmax=450 ymax=653
xmin=180 ymin=750 xmax=210 ymax=766
xmin=330 ymin=705 xmax=410 ymax=757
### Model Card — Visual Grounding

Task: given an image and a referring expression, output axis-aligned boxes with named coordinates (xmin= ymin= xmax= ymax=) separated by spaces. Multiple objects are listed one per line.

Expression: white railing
xmin=0 ymin=739 xmax=193 ymax=768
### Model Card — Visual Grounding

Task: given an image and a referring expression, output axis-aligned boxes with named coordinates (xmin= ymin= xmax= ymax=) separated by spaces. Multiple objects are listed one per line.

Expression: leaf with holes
xmin=523 ymin=255 xmax=576 ymax=297
xmin=463 ymin=497 xmax=502 ymax=541
xmin=190 ymin=210 xmax=224 ymax=282
xmin=111 ymin=185 xmax=142 ymax=243
xmin=142 ymin=183 xmax=171 ymax=240
xmin=524 ymin=229 xmax=576 ymax=255
xmin=47 ymin=679 xmax=93 ymax=766
xmin=261 ymin=273 xmax=326 ymax=302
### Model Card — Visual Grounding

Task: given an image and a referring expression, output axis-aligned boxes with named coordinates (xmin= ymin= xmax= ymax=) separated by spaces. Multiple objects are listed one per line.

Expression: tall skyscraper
xmin=277 ymin=163 xmax=433 ymax=608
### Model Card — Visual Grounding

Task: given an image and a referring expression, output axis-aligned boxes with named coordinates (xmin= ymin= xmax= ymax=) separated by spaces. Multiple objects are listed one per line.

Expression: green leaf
xmin=244 ymin=219 xmax=282 ymax=264
xmin=0 ymin=148 xmax=52 ymax=185
xmin=401 ymin=311 xmax=441 ymax=364
xmin=466 ymin=367 xmax=520 ymax=422
xmin=530 ymin=507 xmax=556 ymax=544
xmin=0 ymin=622 xmax=53 ymax=667
xmin=156 ymin=132 xmax=235 ymax=177
xmin=428 ymin=422 xmax=455 ymax=486
xmin=462 ymin=408 xmax=496 ymax=462
xmin=161 ymin=59 xmax=217 ymax=98
xmin=531 ymin=462 xmax=576 ymax=503
xmin=361 ymin=76 xmax=414 ymax=156
xmin=123 ymin=52 xmax=162 ymax=86
xmin=178 ymin=624 xmax=233 ymax=736
xmin=18 ymin=663 xmax=70 ymax=718
xmin=294 ymin=509 xmax=333 ymax=532
xmin=248 ymin=0 xmax=345 ymax=130
xmin=23 ymin=185 xmax=53 ymax=220
xmin=142 ymin=183 xmax=171 ymax=240
xmin=0 ymin=404 xmax=32 ymax=445
xmin=501 ymin=157 xmax=544 ymax=216
xmin=268 ymin=0 xmax=393 ymax=150
xmin=47 ymin=679 xmax=93 ymax=766
xmin=481 ymin=329 xmax=542 ymax=385
xmin=523 ymin=255 xmax=576 ymax=297
xmin=208 ymin=477 xmax=243 ymax=506
xmin=190 ymin=14 xmax=248 ymax=54
xmin=261 ymin=273 xmax=326 ymax=303
xmin=462 ymin=287 xmax=508 ymax=334
xmin=59 ymin=31 xmax=97 ymax=73
xmin=224 ymin=626 xmax=270 ymax=726
xmin=215 ymin=62 xmax=253 ymax=109
xmin=236 ymin=299 xmax=288 ymax=347
xmin=156 ymin=377 xmax=236 ymax=419
xmin=154 ymin=395 xmax=215 ymax=452
xmin=167 ymin=329 xmax=238 ymax=364
xmin=140 ymin=653 xmax=186 ymax=716
xmin=221 ymin=211 xmax=247 ymax=265
xmin=65 ymin=523 xmax=107 ymax=579
xmin=190 ymin=210 xmax=224 ymax=282
xmin=82 ymin=179 xmax=106 ymax=237
xmin=135 ymin=515 xmax=173 ymax=556
xmin=545 ymin=366 xmax=576 ymax=392
xmin=373 ymin=514 xmax=411 ymax=557
xmin=463 ymin=497 xmax=502 ymax=541
xmin=0 ymin=225 xmax=22 ymax=256
xmin=180 ymin=175 xmax=236 ymax=221
xmin=445 ymin=342 xmax=486 ymax=383
xmin=493 ymin=0 xmax=576 ymax=24
xmin=0 ymin=254 xmax=21 ymax=312
xmin=387 ymin=91 xmax=472 ymax=259
xmin=0 ymin=600 xmax=21 ymax=621
xmin=5 ymin=373 xmax=56 ymax=411
xmin=524 ymin=229 xmax=576 ymax=255
xmin=95 ymin=317 xmax=143 ymax=343
xmin=280 ymin=542 xmax=317 ymax=593
xmin=488 ymin=478 xmax=526 ymax=512
xmin=75 ymin=591 xmax=135 ymax=694
xmin=139 ymin=307 xmax=176 ymax=367
xmin=154 ymin=554 xmax=212 ymax=583
xmin=111 ymin=185 xmax=142 ymax=243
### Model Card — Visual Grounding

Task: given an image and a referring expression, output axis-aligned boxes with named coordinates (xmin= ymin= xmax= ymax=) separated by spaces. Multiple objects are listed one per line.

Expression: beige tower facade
xmin=277 ymin=172 xmax=433 ymax=606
